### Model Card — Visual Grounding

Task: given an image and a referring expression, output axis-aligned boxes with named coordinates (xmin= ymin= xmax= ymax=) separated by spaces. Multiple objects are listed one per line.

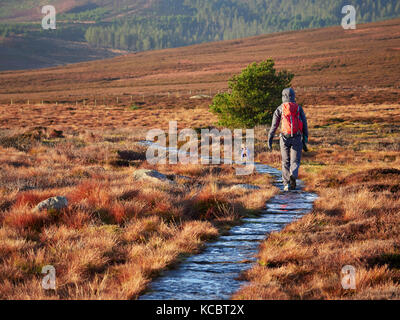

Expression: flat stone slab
xmin=179 ymin=261 xmax=248 ymax=274
xmin=243 ymin=213 xmax=301 ymax=224
xmin=142 ymin=270 xmax=244 ymax=300
xmin=218 ymin=234 xmax=266 ymax=242
xmin=230 ymin=184 xmax=261 ymax=191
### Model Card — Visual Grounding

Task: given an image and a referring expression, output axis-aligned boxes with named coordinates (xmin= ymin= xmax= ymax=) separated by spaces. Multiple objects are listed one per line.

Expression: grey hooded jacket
xmin=268 ymin=88 xmax=308 ymax=141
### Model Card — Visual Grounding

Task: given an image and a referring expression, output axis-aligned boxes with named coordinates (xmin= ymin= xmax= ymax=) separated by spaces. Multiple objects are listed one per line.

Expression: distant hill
xmin=0 ymin=0 xmax=150 ymax=22
xmin=0 ymin=36 xmax=120 ymax=71
xmin=1 ymin=18 xmax=399 ymax=107
xmin=1 ymin=0 xmax=400 ymax=70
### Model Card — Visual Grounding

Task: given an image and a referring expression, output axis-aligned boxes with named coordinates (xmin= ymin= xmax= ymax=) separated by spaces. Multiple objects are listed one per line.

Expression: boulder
xmin=133 ymin=169 xmax=174 ymax=185
xmin=230 ymin=184 xmax=261 ymax=191
xmin=34 ymin=196 xmax=68 ymax=212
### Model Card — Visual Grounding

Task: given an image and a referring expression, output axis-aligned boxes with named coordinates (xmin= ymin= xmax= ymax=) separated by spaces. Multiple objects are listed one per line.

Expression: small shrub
xmin=129 ymin=105 xmax=140 ymax=110
xmin=117 ymin=150 xmax=146 ymax=161
xmin=209 ymin=59 xmax=293 ymax=128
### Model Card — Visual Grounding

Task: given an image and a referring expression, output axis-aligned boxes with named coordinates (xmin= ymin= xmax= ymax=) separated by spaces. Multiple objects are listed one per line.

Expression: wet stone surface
xmin=139 ymin=160 xmax=318 ymax=300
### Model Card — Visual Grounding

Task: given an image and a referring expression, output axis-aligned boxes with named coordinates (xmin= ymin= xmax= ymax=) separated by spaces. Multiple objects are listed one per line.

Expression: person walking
xmin=267 ymin=88 xmax=308 ymax=191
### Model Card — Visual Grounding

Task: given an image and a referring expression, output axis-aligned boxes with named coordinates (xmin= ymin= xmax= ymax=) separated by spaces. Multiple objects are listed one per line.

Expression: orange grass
xmin=0 ymin=111 xmax=276 ymax=299
xmin=234 ymin=104 xmax=400 ymax=300
xmin=1 ymin=97 xmax=399 ymax=299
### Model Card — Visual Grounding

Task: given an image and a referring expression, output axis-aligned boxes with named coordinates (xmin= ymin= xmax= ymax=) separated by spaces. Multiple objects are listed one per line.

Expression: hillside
xmin=0 ymin=36 xmax=120 ymax=71
xmin=0 ymin=18 xmax=399 ymax=107
xmin=1 ymin=0 xmax=400 ymax=70
xmin=0 ymin=0 xmax=150 ymax=22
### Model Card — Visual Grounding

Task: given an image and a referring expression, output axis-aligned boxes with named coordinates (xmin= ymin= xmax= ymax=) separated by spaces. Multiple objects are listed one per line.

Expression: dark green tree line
xmin=84 ymin=0 xmax=400 ymax=51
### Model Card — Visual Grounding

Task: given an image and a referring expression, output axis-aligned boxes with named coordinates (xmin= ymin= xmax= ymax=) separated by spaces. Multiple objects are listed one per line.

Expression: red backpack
xmin=281 ymin=103 xmax=303 ymax=136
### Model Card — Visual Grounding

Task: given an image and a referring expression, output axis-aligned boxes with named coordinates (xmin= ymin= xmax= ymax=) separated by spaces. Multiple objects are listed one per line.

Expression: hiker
xmin=241 ymin=143 xmax=249 ymax=162
xmin=267 ymin=88 xmax=308 ymax=191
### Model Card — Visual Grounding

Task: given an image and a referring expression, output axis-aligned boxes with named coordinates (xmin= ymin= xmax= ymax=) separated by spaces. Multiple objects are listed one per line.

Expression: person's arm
xmin=268 ymin=106 xmax=281 ymax=139
xmin=299 ymin=105 xmax=308 ymax=140
xmin=267 ymin=106 xmax=282 ymax=148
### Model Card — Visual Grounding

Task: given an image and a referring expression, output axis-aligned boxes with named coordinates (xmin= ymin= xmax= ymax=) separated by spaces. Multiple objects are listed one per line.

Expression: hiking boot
xmin=289 ymin=175 xmax=296 ymax=190
xmin=284 ymin=184 xmax=290 ymax=192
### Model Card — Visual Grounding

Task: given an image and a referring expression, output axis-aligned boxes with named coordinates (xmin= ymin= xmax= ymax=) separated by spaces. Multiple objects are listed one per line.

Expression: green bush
xmin=129 ymin=104 xmax=140 ymax=110
xmin=209 ymin=59 xmax=293 ymax=128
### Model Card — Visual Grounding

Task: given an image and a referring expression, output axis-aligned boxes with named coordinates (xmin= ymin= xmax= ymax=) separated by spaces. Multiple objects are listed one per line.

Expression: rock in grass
xmin=34 ymin=196 xmax=68 ymax=212
xmin=133 ymin=169 xmax=174 ymax=185
xmin=230 ymin=184 xmax=261 ymax=191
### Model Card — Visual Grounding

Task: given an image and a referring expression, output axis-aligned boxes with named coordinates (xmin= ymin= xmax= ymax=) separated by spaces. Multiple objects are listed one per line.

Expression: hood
xmin=282 ymin=88 xmax=296 ymax=103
